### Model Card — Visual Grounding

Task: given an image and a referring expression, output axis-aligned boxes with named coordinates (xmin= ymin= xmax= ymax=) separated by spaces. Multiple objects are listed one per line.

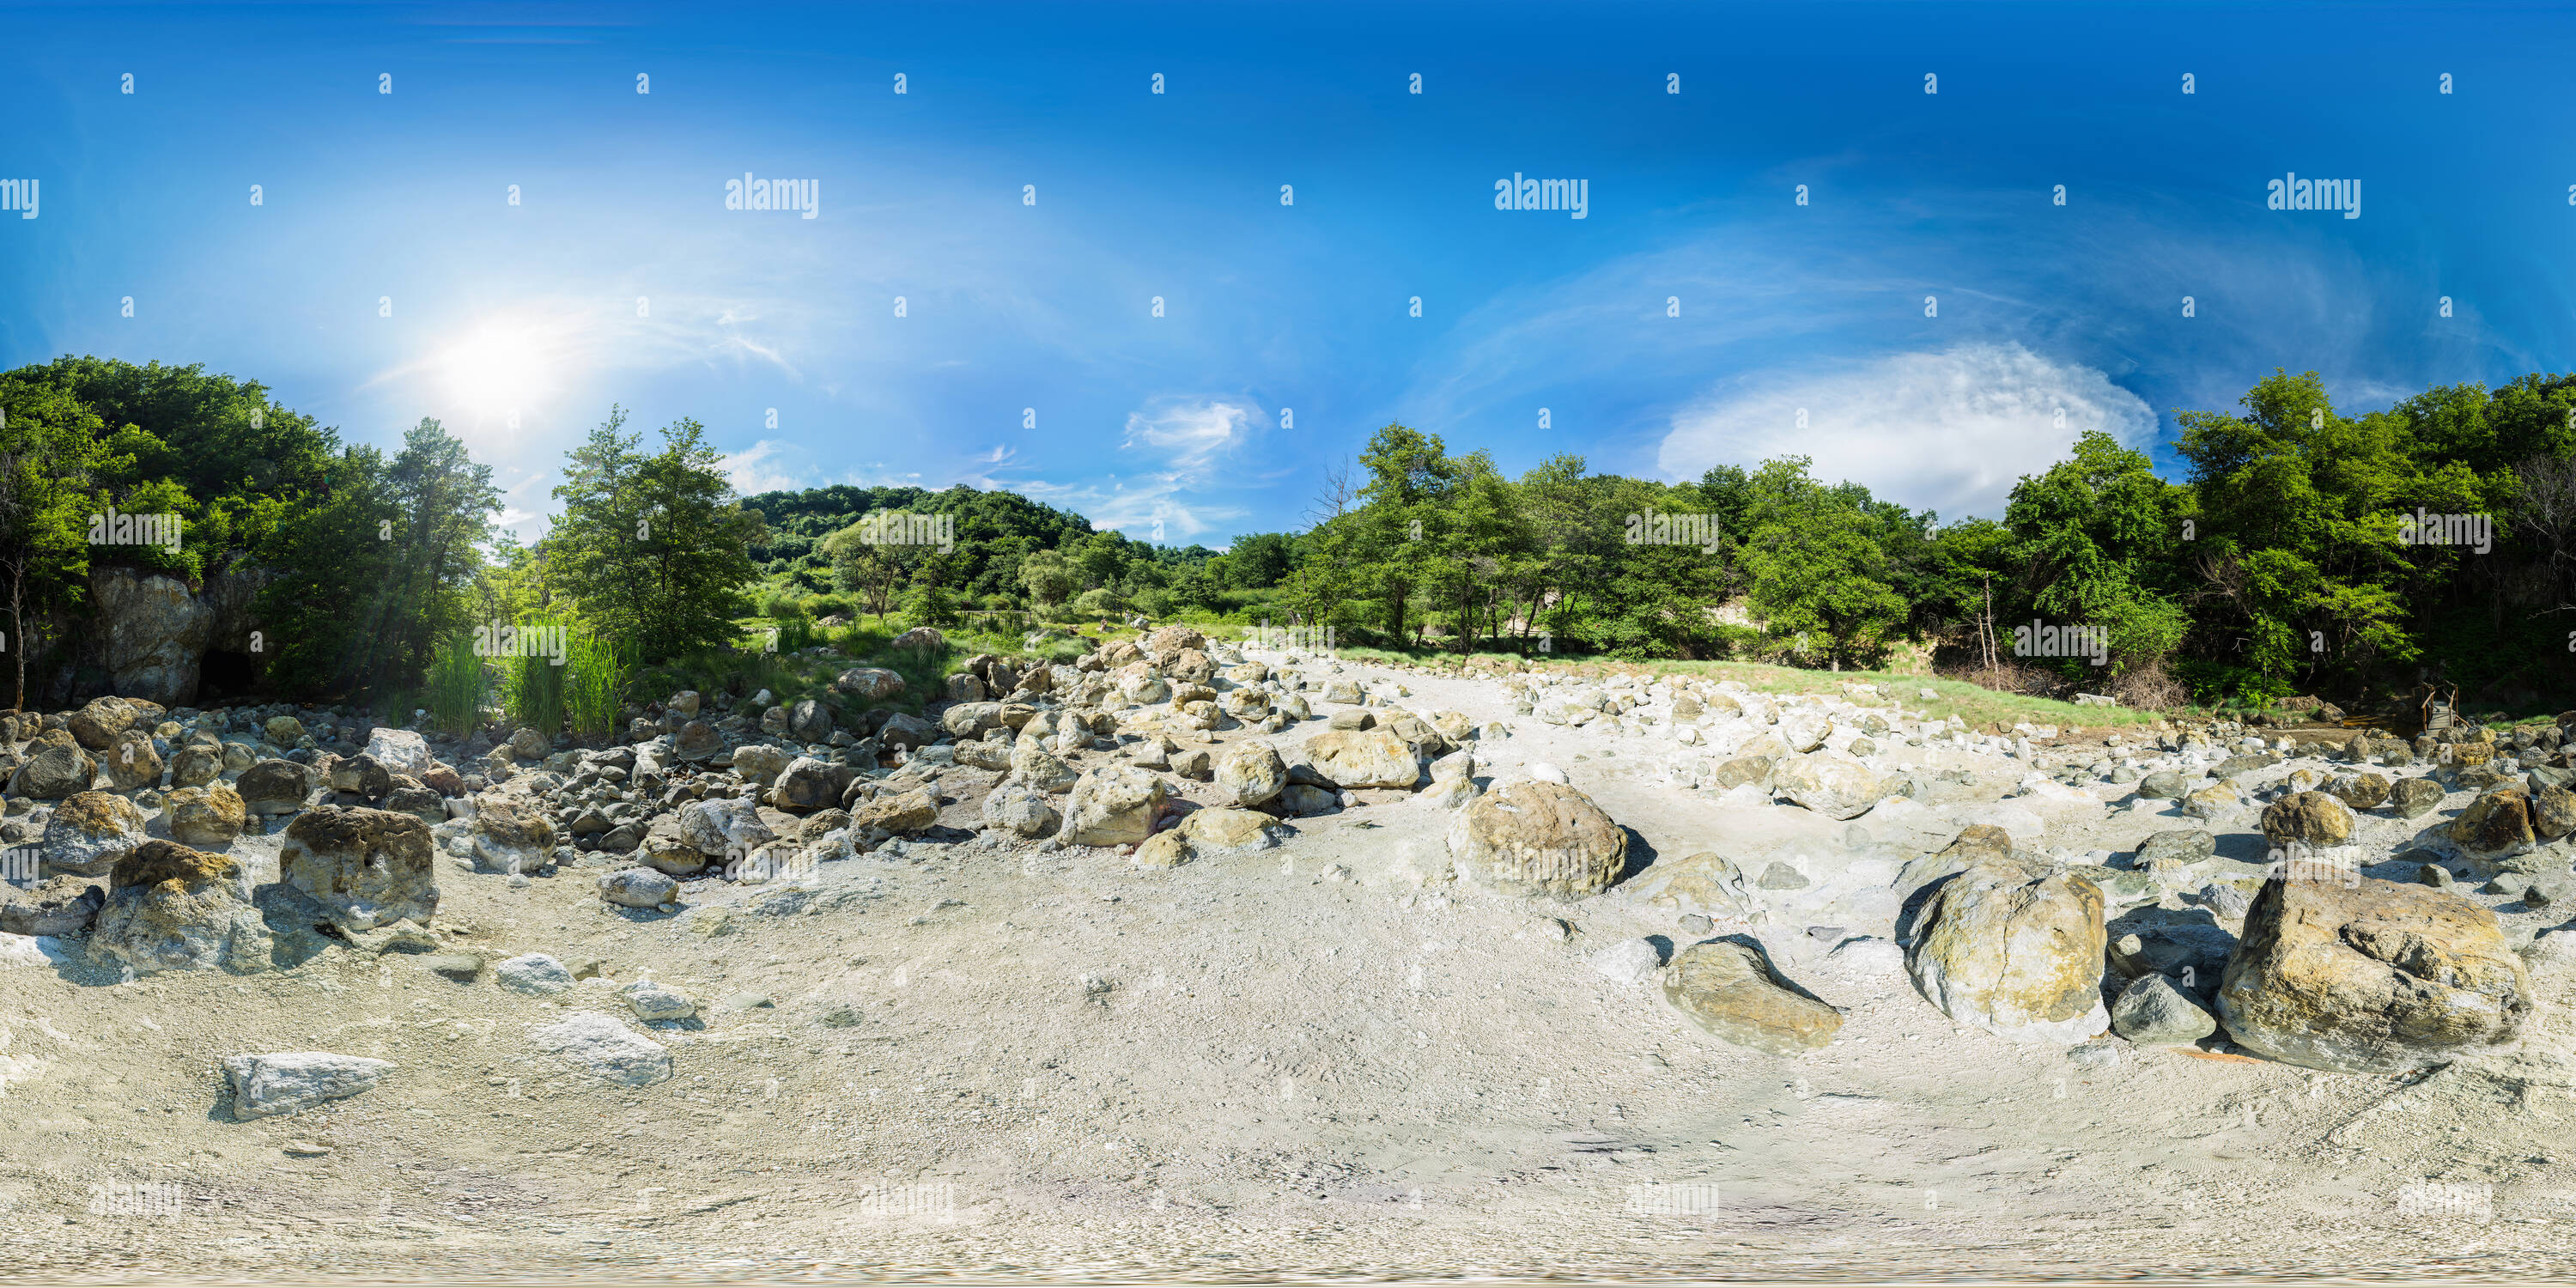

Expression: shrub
xmin=563 ymin=633 xmax=630 ymax=741
xmin=422 ymin=633 xmax=487 ymax=737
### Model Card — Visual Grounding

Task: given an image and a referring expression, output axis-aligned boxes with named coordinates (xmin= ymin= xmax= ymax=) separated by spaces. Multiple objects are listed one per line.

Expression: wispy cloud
xmin=1017 ymin=397 xmax=1261 ymax=541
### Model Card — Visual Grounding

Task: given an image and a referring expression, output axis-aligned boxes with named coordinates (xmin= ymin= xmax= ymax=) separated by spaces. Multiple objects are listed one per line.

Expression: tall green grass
xmin=563 ymin=632 xmax=630 ymax=741
xmin=499 ymin=618 xmax=568 ymax=736
xmin=423 ymin=633 xmax=487 ymax=737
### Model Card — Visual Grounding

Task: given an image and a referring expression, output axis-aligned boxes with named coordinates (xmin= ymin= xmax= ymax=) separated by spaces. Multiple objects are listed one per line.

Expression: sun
xmin=438 ymin=324 xmax=554 ymax=416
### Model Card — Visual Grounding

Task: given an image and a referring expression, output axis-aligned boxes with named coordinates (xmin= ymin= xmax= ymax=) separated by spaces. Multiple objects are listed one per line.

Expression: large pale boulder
xmin=1905 ymin=855 xmax=2108 ymax=1045
xmin=1176 ymin=806 xmax=1288 ymax=853
xmin=0 ymin=876 xmax=106 ymax=937
xmin=528 ymin=1012 xmax=671 ymax=1086
xmin=851 ymin=788 xmax=939 ymax=835
xmin=89 ymin=841 xmax=271 ymax=975
xmin=99 ymin=730 xmax=161 ymax=792
xmin=363 ymin=727 xmax=435 ymax=776
xmin=280 ymin=805 xmax=438 ymax=932
xmin=1008 ymin=737 xmax=1078 ymax=793
xmin=223 ymin=1052 xmax=393 ymax=1119
xmin=1301 ymin=729 xmax=1420 ymax=789
xmin=37 ymin=790 xmax=146 ymax=877
xmin=787 ymin=699 xmax=836 ymax=743
xmin=979 ymin=786 xmax=1061 ymax=838
xmin=1058 ymin=765 xmax=1166 ymax=848
xmin=676 ymin=797 xmax=776 ymax=856
xmin=2451 ymin=788 xmax=2536 ymax=857
xmin=835 ymin=667 xmax=905 ymax=701
xmin=1771 ymin=753 xmax=1887 ymax=821
xmin=1447 ymin=780 xmax=1628 ymax=900
xmin=470 ymin=795 xmax=558 ymax=872
xmin=730 ymin=744 xmax=792 ymax=787
xmin=2215 ymin=874 xmax=2530 ymax=1074
xmin=1215 ymin=744 xmax=1287 ymax=807
xmin=165 ymin=782 xmax=247 ymax=848
xmin=1665 ymin=939 xmax=1843 ymax=1055
xmin=93 ymin=568 xmax=221 ymax=704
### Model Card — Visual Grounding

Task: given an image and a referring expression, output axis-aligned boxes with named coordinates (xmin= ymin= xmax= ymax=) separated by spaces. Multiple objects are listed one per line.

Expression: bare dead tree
xmin=1302 ymin=457 xmax=1357 ymax=529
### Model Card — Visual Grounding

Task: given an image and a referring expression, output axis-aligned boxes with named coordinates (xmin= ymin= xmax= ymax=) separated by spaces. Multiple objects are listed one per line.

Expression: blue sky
xmin=3 ymin=1 xmax=2573 ymax=545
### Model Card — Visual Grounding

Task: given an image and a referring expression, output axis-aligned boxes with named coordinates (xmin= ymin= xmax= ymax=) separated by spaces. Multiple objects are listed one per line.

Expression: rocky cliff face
xmin=80 ymin=566 xmax=266 ymax=705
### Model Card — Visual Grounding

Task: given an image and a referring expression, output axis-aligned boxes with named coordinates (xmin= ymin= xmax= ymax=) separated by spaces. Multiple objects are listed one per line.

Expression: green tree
xmin=1740 ymin=457 xmax=1906 ymax=670
xmin=550 ymin=408 xmax=762 ymax=661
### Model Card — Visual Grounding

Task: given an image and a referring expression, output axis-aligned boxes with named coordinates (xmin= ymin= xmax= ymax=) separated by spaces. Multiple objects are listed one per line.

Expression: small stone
xmin=495 ymin=952 xmax=574 ymax=995
xmin=2111 ymin=973 xmax=2218 ymax=1046
xmin=224 ymin=1052 xmax=393 ymax=1118
xmin=1589 ymin=938 xmax=1662 ymax=985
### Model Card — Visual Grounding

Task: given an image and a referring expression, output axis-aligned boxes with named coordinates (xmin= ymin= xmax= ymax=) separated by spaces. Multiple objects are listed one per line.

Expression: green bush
xmin=422 ymin=634 xmax=487 ymax=737
xmin=499 ymin=620 xmax=570 ymax=735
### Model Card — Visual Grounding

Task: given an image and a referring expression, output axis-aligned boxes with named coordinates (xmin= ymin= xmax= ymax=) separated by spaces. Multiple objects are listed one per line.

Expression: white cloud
xmin=1655 ymin=343 xmax=2156 ymax=519
xmin=720 ymin=439 xmax=811 ymax=495
xmin=1016 ymin=398 xmax=1259 ymax=540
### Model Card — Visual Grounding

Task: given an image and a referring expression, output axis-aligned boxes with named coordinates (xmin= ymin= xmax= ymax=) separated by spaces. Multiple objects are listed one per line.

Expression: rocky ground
xmin=5 ymin=628 xmax=2576 ymax=1280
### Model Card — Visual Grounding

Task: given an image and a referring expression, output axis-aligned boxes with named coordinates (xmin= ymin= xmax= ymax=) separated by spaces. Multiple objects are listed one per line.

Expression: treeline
xmin=0 ymin=359 xmax=762 ymax=708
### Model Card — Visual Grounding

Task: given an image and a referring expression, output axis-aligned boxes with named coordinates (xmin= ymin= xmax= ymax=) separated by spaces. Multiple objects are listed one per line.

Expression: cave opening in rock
xmin=197 ymin=648 xmax=258 ymax=702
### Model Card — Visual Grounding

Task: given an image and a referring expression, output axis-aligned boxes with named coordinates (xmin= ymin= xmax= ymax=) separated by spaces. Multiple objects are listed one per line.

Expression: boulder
xmin=10 ymin=743 xmax=97 ymax=799
xmin=891 ymin=626 xmax=945 ymax=651
xmin=2178 ymin=784 xmax=2242 ymax=821
xmin=495 ymin=952 xmax=574 ymax=994
xmin=167 ymin=744 xmax=223 ymax=788
xmin=69 ymin=696 xmax=143 ymax=750
xmin=1058 ymin=765 xmax=1166 ymax=848
xmin=945 ymin=673 xmax=987 ymax=703
xmin=279 ymin=805 xmax=438 ymax=932
xmin=1008 ymin=738 xmax=1078 ymax=793
xmin=878 ymin=712 xmax=939 ymax=750
xmin=851 ymin=788 xmax=939 ymax=835
xmin=1771 ymin=753 xmax=1887 ymax=821
xmin=90 ymin=841 xmax=271 ymax=975
xmin=1133 ymin=829 xmax=1194 ymax=868
xmin=2536 ymin=785 xmax=2576 ymax=841
xmin=1301 ymin=729 xmax=1421 ymax=790
xmin=1664 ymin=939 xmax=1844 ymax=1055
xmin=787 ymin=698 xmax=836 ymax=743
xmin=265 ymin=715 xmax=306 ymax=744
xmin=2259 ymin=792 xmax=2356 ymax=849
xmin=0 ymin=876 xmax=105 ymax=937
xmin=223 ymin=1052 xmax=393 ymax=1118
xmin=772 ymin=757 xmax=853 ymax=811
xmin=363 ymin=726 xmax=434 ymax=775
xmin=2133 ymin=829 xmax=2215 ymax=886
xmin=2215 ymin=874 xmax=2530 ymax=1074
xmin=623 ymin=981 xmax=697 ymax=1023
xmin=2136 ymin=769 xmax=2189 ymax=800
xmin=2451 ymin=787 xmax=2536 ymax=856
xmin=235 ymin=759 xmax=318 ymax=815
xmin=507 ymin=727 xmax=550 ymax=760
xmin=635 ymin=818 xmax=706 ymax=875
xmin=1446 ymin=780 xmax=1628 ymax=900
xmin=1176 ymin=806 xmax=1287 ymax=853
xmin=2110 ymin=973 xmax=2217 ymax=1046
xmin=1143 ymin=624 xmax=1205 ymax=660
xmin=598 ymin=867 xmax=678 ymax=908
xmin=328 ymin=752 xmax=392 ymax=798
xmin=36 ymin=790 xmax=147 ymax=877
xmin=164 ymin=782 xmax=246 ymax=847
xmin=380 ymin=785 xmax=444 ymax=827
xmin=1905 ymin=855 xmax=2108 ymax=1045
xmin=470 ymin=796 xmax=559 ymax=873
xmin=955 ymin=739 xmax=1014 ymax=772
xmin=671 ymin=720 xmax=725 ymax=762
xmin=834 ymin=667 xmax=907 ymax=702
xmin=730 ymin=744 xmax=793 ymax=787
xmin=2390 ymin=775 xmax=2446 ymax=818
xmin=1709 ymin=755 xmax=1775 ymax=791
xmin=528 ymin=1012 xmax=673 ymax=1085
xmin=677 ymin=797 xmax=776 ymax=856
xmin=2324 ymin=772 xmax=2391 ymax=812
xmin=979 ymin=786 xmax=1061 ymax=839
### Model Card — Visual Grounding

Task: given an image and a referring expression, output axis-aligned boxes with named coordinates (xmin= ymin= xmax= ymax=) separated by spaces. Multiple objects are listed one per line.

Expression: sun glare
xmin=438 ymin=325 xmax=555 ymax=416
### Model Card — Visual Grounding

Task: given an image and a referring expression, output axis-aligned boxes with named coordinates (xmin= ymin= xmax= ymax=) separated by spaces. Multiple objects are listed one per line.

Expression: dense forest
xmin=3 ymin=356 xmax=2571 ymax=717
